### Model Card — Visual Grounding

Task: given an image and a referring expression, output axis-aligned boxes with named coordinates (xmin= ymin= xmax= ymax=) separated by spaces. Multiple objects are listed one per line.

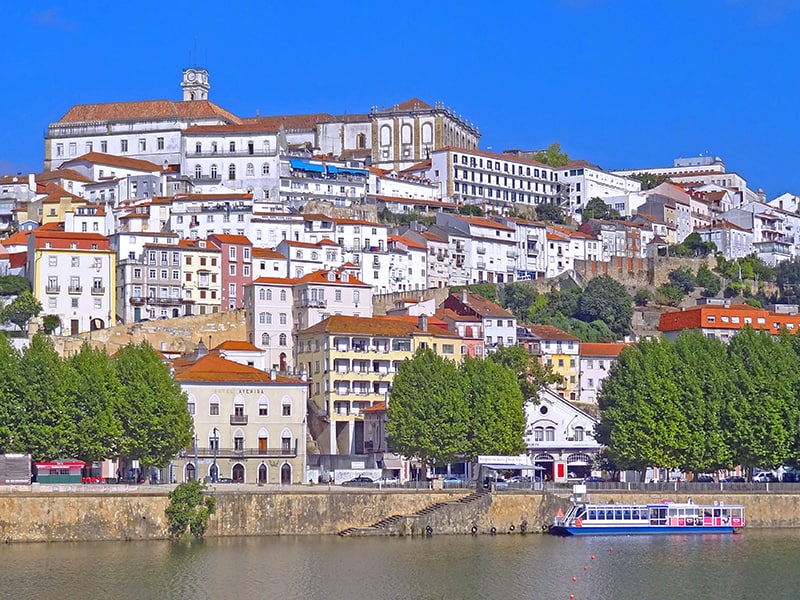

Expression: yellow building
xmin=172 ymin=349 xmax=307 ymax=485
xmin=296 ymin=314 xmax=462 ymax=455
xmin=520 ymin=324 xmax=581 ymax=401
xmin=177 ymin=238 xmax=222 ymax=315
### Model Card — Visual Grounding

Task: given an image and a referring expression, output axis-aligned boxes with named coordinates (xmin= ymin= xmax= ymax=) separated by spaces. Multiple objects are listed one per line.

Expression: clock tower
xmin=181 ymin=67 xmax=210 ymax=101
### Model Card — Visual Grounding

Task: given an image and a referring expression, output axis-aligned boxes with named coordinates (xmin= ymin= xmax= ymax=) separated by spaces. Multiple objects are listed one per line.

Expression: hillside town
xmin=2 ymin=67 xmax=800 ymax=487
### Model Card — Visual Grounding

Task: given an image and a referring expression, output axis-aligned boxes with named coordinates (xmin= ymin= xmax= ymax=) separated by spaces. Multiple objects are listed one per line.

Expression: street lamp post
xmin=212 ymin=427 xmax=219 ymax=483
xmin=193 ymin=430 xmax=198 ymax=482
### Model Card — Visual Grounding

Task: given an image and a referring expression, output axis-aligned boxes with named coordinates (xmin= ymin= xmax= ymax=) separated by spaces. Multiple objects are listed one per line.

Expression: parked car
xmin=341 ymin=476 xmax=374 ymax=487
xmin=216 ymin=477 xmax=234 ymax=483
xmin=584 ymin=476 xmax=606 ymax=483
xmin=752 ymin=472 xmax=778 ymax=483
xmin=374 ymin=476 xmax=399 ymax=487
xmin=721 ymin=476 xmax=745 ymax=483
xmin=441 ymin=476 xmax=465 ymax=488
xmin=782 ymin=472 xmax=800 ymax=482
xmin=692 ymin=475 xmax=715 ymax=483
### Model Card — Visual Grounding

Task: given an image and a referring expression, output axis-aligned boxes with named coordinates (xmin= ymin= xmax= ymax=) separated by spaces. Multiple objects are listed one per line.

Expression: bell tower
xmin=181 ymin=68 xmax=210 ymax=101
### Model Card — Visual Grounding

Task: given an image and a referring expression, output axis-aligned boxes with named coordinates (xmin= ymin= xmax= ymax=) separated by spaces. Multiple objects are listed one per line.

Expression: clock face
xmin=187 ymin=71 xmax=196 ymax=82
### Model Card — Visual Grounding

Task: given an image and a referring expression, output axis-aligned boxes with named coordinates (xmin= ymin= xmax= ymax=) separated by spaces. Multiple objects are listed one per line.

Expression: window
xmin=246 ymin=163 xmax=254 ymax=176
xmin=574 ymin=427 xmax=584 ymax=441
xmin=279 ymin=333 xmax=287 ymax=346
xmin=282 ymin=400 xmax=291 ymax=417
xmin=71 ymin=257 xmax=79 ymax=267
xmin=545 ymin=427 xmax=555 ymax=441
xmin=228 ymin=164 xmax=236 ymax=180
xmin=534 ymin=427 xmax=543 ymax=442
xmin=262 ymin=163 xmax=269 ymax=175
xmin=157 ymin=137 xmax=164 ymax=150
xmin=211 ymin=164 xmax=218 ymax=178
xmin=229 ymin=283 xmax=237 ymax=298
xmin=279 ymin=313 xmax=287 ymax=325
xmin=138 ymin=138 xmax=146 ymax=151
xmin=187 ymin=399 xmax=195 ymax=415
xmin=210 ymin=398 xmax=220 ymax=416
xmin=259 ymin=400 xmax=268 ymax=416
xmin=229 ymin=141 xmax=236 ymax=152
xmin=261 ymin=332 xmax=270 ymax=346
xmin=100 ymin=140 xmax=107 ymax=153
xmin=195 ymin=164 xmax=202 ymax=178
xmin=120 ymin=139 xmax=128 ymax=152
xmin=280 ymin=290 xmax=286 ymax=301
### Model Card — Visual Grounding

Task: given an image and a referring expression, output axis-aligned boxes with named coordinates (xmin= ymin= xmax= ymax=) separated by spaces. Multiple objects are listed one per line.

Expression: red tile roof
xmin=299 ymin=314 xmax=457 ymax=337
xmin=57 ymin=99 xmax=242 ymax=125
xmin=252 ymin=247 xmax=285 ymax=259
xmin=449 ymin=213 xmax=515 ymax=231
xmin=580 ymin=342 xmax=632 ymax=357
xmin=173 ymin=354 xmax=301 ymax=383
xmin=213 ymin=340 xmax=262 ymax=352
xmin=208 ymin=233 xmax=252 ymax=245
xmin=524 ymin=324 xmax=580 ymax=342
xmin=60 ymin=152 xmax=163 ymax=172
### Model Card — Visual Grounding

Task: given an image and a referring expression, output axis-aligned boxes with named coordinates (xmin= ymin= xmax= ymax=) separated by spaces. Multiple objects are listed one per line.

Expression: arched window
xmin=246 ymin=163 xmax=254 ymax=176
xmin=356 ymin=133 xmax=366 ymax=149
xmin=209 ymin=395 xmax=220 ymax=416
xmin=279 ymin=313 xmax=287 ymax=325
xmin=228 ymin=164 xmax=236 ymax=180
xmin=545 ymin=426 xmax=555 ymax=441
xmin=279 ymin=290 xmax=286 ymax=301
xmin=258 ymin=289 xmax=266 ymax=301
xmin=279 ymin=333 xmax=287 ymax=346
xmin=261 ymin=332 xmax=270 ymax=346
xmin=533 ymin=426 xmax=543 ymax=442
xmin=573 ymin=426 xmax=584 ymax=442
xmin=194 ymin=164 xmax=202 ymax=178
xmin=422 ymin=122 xmax=433 ymax=144
xmin=265 ymin=312 xmax=272 ymax=324
xmin=266 ymin=289 xmax=273 ymax=301
xmin=380 ymin=125 xmax=391 ymax=146
xmin=262 ymin=163 xmax=270 ymax=175
xmin=401 ymin=124 xmax=412 ymax=144
xmin=233 ymin=427 xmax=245 ymax=451
xmin=210 ymin=164 xmax=218 ymax=179
xmin=259 ymin=312 xmax=266 ymax=324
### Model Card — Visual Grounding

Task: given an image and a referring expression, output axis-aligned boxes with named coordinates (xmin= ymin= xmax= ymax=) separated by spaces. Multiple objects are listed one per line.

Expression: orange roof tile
xmin=60 ymin=152 xmax=163 ymax=172
xmin=450 ymin=213 xmax=515 ymax=231
xmin=213 ymin=340 xmax=262 ymax=352
xmin=208 ymin=233 xmax=252 ymax=245
xmin=525 ymin=324 xmax=580 ymax=342
xmin=57 ymin=99 xmax=241 ymax=125
xmin=252 ymin=247 xmax=285 ymax=259
xmin=580 ymin=342 xmax=632 ymax=357
xmin=173 ymin=354 xmax=301 ymax=383
xmin=299 ymin=314 xmax=458 ymax=338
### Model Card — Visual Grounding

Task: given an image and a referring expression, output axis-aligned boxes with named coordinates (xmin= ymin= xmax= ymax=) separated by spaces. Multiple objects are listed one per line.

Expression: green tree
xmin=668 ymin=268 xmax=696 ymax=294
xmin=0 ymin=275 xmax=31 ymax=296
xmin=629 ymin=172 xmax=668 ymax=190
xmin=672 ymin=331 xmax=735 ymax=472
xmin=14 ymin=333 xmax=76 ymax=460
xmin=532 ymin=142 xmax=569 ymax=167
xmin=633 ymin=288 xmax=651 ymax=307
xmin=0 ymin=291 xmax=42 ymax=331
xmin=489 ymin=345 xmax=564 ymax=403
xmin=695 ymin=264 xmax=722 ymax=297
xmin=67 ymin=344 xmax=124 ymax=462
xmin=499 ymin=283 xmax=538 ymax=321
xmin=776 ymin=257 xmax=800 ymax=303
xmin=575 ymin=275 xmax=633 ymax=339
xmin=458 ymin=204 xmax=483 ymax=216
xmin=114 ymin=342 xmax=193 ymax=467
xmin=386 ymin=348 xmax=470 ymax=467
xmin=535 ymin=202 xmax=567 ymax=224
xmin=165 ymin=481 xmax=216 ymax=539
xmin=657 ymin=283 xmax=684 ymax=306
xmin=0 ymin=335 xmax=22 ymax=453
xmin=461 ymin=357 xmax=525 ymax=457
xmin=727 ymin=329 xmax=800 ymax=472
xmin=581 ymin=197 xmax=620 ymax=222
xmin=42 ymin=315 xmax=61 ymax=334
xmin=596 ymin=338 xmax=684 ymax=477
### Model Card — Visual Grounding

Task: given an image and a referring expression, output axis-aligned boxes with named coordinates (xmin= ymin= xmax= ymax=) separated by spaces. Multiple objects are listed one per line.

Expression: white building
xmin=578 ymin=342 xmax=631 ymax=404
xmin=434 ymin=213 xmax=517 ymax=284
xmin=557 ymin=161 xmax=642 ymax=219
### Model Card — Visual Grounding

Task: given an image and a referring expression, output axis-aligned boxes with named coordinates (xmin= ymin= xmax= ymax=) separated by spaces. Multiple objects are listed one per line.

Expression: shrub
xmin=165 ymin=481 xmax=216 ymax=539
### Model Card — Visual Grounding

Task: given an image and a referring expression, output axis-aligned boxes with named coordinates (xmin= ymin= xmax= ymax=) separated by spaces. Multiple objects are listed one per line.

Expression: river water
xmin=3 ymin=529 xmax=799 ymax=600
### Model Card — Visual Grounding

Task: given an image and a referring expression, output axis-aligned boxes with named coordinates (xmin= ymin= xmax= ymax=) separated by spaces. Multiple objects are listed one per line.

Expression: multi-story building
xmin=520 ymin=324 xmax=581 ymax=401
xmin=208 ymin=233 xmax=252 ymax=310
xmin=167 ymin=193 xmax=254 ymax=240
xmin=557 ymin=160 xmax=642 ymax=219
xmin=695 ymin=220 xmax=754 ymax=260
xmin=177 ymin=238 xmax=223 ymax=316
xmin=433 ymin=213 xmax=517 ymax=284
xmin=658 ymin=298 xmax=800 ymax=342
xmin=579 ymin=342 xmax=631 ymax=404
xmin=296 ymin=314 xmax=462 ymax=455
xmin=386 ymin=234 xmax=428 ymax=292
xmin=172 ymin=344 xmax=307 ymax=485
xmin=252 ymin=247 xmax=288 ymax=279
xmin=440 ymin=290 xmax=516 ymax=351
xmin=276 ymin=239 xmax=341 ymax=279
xmin=423 ymin=147 xmax=563 ymax=211
xmin=28 ymin=229 xmax=115 ymax=334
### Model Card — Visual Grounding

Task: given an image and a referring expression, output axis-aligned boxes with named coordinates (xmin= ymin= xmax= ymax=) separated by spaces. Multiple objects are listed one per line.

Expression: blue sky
xmin=2 ymin=0 xmax=799 ymax=198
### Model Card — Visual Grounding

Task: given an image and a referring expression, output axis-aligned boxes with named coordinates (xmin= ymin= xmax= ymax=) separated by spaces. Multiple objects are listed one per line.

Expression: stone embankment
xmin=0 ymin=485 xmax=789 ymax=543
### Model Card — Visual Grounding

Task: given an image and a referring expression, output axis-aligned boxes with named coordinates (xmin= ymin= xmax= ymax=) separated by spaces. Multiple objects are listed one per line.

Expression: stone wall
xmin=46 ymin=310 xmax=249 ymax=357
xmin=0 ymin=486 xmax=791 ymax=543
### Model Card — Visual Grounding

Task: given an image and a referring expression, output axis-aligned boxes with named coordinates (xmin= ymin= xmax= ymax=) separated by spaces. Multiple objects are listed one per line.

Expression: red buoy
xmin=572 ymin=576 xmax=577 ymax=582
xmin=591 ymin=555 xmax=595 ymax=560
xmin=584 ymin=565 xmax=588 ymax=570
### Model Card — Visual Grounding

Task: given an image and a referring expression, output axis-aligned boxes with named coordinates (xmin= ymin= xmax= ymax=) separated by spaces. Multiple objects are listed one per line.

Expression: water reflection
xmin=3 ymin=530 xmax=800 ymax=600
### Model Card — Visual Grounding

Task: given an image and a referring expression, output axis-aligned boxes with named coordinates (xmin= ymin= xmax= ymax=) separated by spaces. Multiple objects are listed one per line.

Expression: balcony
xmin=68 ymin=285 xmax=83 ymax=295
xmin=476 ymin=261 xmax=486 ymax=270
xmin=527 ymin=248 xmax=539 ymax=257
xmin=230 ymin=414 xmax=248 ymax=426
xmin=476 ymin=245 xmax=487 ymax=255
xmin=299 ymin=298 xmax=327 ymax=308
xmin=45 ymin=284 xmax=60 ymax=294
xmin=507 ymin=249 xmax=518 ymax=258
xmin=185 ymin=148 xmax=277 ymax=158
xmin=149 ymin=297 xmax=182 ymax=306
xmin=90 ymin=286 xmax=106 ymax=295
xmin=506 ymin=264 xmax=515 ymax=272
xmin=129 ymin=296 xmax=145 ymax=305
xmin=190 ymin=446 xmax=296 ymax=458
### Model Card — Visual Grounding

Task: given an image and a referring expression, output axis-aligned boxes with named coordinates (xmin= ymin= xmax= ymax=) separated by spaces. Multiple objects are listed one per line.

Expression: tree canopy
xmin=532 ymin=142 xmax=570 ymax=167
xmin=629 ymin=172 xmax=669 ymax=190
xmin=575 ymin=275 xmax=633 ymax=339
xmin=581 ymin=197 xmax=620 ymax=222
xmin=0 ymin=291 xmax=42 ymax=331
xmin=535 ymin=202 xmax=567 ymax=224
xmin=0 ymin=275 xmax=30 ymax=296
xmin=597 ymin=328 xmax=800 ymax=478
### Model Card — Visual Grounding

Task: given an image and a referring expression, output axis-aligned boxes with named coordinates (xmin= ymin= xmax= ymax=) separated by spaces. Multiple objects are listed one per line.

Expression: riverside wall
xmin=0 ymin=487 xmax=794 ymax=543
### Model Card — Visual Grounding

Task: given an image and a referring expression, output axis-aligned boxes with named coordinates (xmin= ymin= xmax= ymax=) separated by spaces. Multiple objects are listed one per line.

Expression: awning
xmin=482 ymin=463 xmax=545 ymax=471
xmin=289 ymin=159 xmax=324 ymax=173
xmin=381 ymin=458 xmax=403 ymax=469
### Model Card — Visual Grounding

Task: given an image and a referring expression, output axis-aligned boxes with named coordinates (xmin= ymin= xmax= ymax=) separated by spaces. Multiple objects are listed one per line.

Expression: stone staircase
xmin=338 ymin=490 xmax=489 ymax=537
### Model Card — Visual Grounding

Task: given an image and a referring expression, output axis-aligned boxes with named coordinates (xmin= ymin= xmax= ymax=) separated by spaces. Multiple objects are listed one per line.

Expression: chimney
xmin=460 ymin=289 xmax=468 ymax=303
xmin=418 ymin=314 xmax=428 ymax=331
xmin=270 ymin=369 xmax=277 ymax=381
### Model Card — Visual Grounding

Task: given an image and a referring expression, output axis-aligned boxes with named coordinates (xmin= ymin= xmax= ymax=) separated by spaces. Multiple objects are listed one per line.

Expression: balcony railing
xmin=230 ymin=414 xmax=248 ymax=425
xmin=185 ymin=148 xmax=277 ymax=158
xmin=129 ymin=297 xmax=145 ymax=305
xmin=45 ymin=285 xmax=61 ymax=294
xmin=149 ymin=297 xmax=182 ymax=306
xmin=68 ymin=285 xmax=82 ymax=294
xmin=298 ymin=298 xmax=327 ymax=308
xmin=189 ymin=446 xmax=296 ymax=458
xmin=91 ymin=286 xmax=106 ymax=295
xmin=476 ymin=246 xmax=487 ymax=255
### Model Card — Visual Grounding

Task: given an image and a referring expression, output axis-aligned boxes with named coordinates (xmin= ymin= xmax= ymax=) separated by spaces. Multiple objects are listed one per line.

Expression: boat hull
xmin=549 ymin=525 xmax=738 ymax=536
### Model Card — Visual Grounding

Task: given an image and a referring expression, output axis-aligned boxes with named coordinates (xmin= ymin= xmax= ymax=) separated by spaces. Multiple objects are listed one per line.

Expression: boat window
xmin=623 ymin=509 xmax=631 ymax=520
xmin=597 ymin=510 xmax=605 ymax=520
xmin=632 ymin=509 xmax=640 ymax=519
xmin=588 ymin=510 xmax=596 ymax=520
xmin=615 ymin=510 xmax=623 ymax=520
